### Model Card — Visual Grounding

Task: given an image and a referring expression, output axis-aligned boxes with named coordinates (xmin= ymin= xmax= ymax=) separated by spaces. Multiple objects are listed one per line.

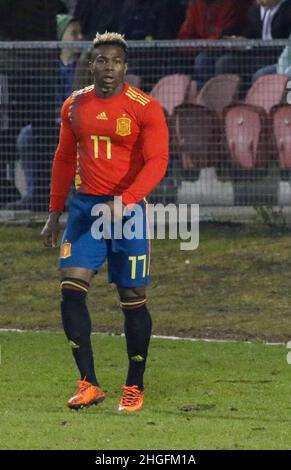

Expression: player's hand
xmin=41 ymin=212 xmax=62 ymax=248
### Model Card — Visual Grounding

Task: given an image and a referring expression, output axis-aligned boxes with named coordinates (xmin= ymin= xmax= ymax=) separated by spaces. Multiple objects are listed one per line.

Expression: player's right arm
xmin=41 ymin=96 xmax=77 ymax=247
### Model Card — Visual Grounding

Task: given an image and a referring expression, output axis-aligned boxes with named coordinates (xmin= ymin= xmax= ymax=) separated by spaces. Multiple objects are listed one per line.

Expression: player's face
xmin=90 ymin=45 xmax=128 ymax=96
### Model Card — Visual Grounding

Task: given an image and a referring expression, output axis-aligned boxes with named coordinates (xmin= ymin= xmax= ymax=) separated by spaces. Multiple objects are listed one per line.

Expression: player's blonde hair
xmin=93 ymin=32 xmax=128 ymax=51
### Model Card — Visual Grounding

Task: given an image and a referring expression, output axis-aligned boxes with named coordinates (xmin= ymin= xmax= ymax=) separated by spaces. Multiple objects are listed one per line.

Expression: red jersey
xmin=49 ymin=82 xmax=169 ymax=211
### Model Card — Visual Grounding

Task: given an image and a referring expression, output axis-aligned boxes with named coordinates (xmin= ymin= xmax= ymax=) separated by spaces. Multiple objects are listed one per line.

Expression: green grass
xmin=0 ymin=331 xmax=290 ymax=450
xmin=1 ymin=224 xmax=291 ymax=340
xmin=1 ymin=224 xmax=291 ymax=449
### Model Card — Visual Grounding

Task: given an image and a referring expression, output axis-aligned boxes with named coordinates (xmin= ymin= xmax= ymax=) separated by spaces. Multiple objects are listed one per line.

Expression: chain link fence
xmin=1 ymin=40 xmax=291 ymax=221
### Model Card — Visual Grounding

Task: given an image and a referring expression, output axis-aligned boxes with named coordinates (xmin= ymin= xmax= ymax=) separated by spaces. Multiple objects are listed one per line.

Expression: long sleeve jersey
xmin=49 ymin=82 xmax=169 ymax=211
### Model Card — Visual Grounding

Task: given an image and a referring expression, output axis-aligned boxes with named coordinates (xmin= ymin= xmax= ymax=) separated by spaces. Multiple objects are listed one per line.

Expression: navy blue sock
xmin=61 ymin=278 xmax=99 ymax=386
xmin=121 ymin=300 xmax=152 ymax=390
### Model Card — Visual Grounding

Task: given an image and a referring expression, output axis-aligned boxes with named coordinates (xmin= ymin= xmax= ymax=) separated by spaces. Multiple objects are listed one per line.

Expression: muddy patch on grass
xmin=178 ymin=404 xmax=216 ymax=412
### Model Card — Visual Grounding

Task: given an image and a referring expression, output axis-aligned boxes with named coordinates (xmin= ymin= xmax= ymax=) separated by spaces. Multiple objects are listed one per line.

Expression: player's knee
xmin=118 ymin=287 xmax=147 ymax=311
xmin=119 ymin=293 xmax=147 ymax=312
xmin=120 ymin=297 xmax=147 ymax=311
xmin=61 ymin=278 xmax=90 ymax=303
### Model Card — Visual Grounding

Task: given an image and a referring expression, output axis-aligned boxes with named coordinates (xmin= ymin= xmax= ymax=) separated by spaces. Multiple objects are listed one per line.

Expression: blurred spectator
xmin=117 ymin=0 xmax=188 ymax=90
xmin=178 ymin=0 xmax=249 ymax=40
xmin=8 ymin=14 xmax=83 ymax=210
xmin=118 ymin=0 xmax=160 ymax=40
xmin=157 ymin=0 xmax=188 ymax=40
xmin=73 ymin=0 xmax=125 ymax=40
xmin=57 ymin=14 xmax=83 ymax=107
xmin=118 ymin=0 xmax=186 ymax=40
xmin=245 ymin=0 xmax=291 ymax=39
xmin=252 ymin=31 xmax=291 ymax=81
xmin=216 ymin=0 xmax=291 ymax=90
xmin=0 ymin=0 xmax=66 ymax=40
xmin=177 ymin=0 xmax=252 ymax=88
xmin=0 ymin=68 xmax=21 ymax=206
xmin=73 ymin=47 xmax=95 ymax=90
xmin=60 ymin=0 xmax=77 ymax=15
xmin=276 ymin=32 xmax=291 ymax=76
xmin=0 ymin=0 xmax=65 ymax=210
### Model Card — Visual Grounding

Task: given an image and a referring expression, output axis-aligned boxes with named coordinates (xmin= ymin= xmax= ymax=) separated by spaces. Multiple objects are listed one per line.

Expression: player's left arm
xmin=120 ymin=100 xmax=169 ymax=206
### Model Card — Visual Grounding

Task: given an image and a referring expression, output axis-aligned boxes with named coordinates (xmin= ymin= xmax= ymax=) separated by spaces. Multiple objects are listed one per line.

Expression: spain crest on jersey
xmin=61 ymin=242 xmax=72 ymax=259
xmin=116 ymin=117 xmax=131 ymax=137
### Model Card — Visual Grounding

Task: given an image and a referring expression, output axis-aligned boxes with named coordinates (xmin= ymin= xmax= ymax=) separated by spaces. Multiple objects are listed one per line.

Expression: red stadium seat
xmin=272 ymin=105 xmax=291 ymax=169
xmin=151 ymin=74 xmax=192 ymax=116
xmin=223 ymin=75 xmax=288 ymax=170
xmin=246 ymin=74 xmax=288 ymax=113
xmin=196 ymin=74 xmax=240 ymax=116
xmin=175 ymin=76 xmax=240 ymax=177
xmin=224 ymin=104 xmax=269 ymax=169
xmin=174 ymin=103 xmax=221 ymax=173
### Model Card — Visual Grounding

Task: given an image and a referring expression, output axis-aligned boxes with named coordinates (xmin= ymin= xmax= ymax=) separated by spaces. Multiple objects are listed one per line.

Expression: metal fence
xmin=1 ymin=40 xmax=291 ymax=219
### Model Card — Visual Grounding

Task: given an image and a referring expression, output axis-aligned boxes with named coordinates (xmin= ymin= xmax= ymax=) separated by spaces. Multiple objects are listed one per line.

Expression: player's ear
xmin=124 ymin=63 xmax=128 ymax=75
xmin=89 ymin=61 xmax=94 ymax=74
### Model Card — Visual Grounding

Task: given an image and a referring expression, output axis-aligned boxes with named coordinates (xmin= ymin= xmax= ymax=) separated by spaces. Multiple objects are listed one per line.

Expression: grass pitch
xmin=0 ymin=331 xmax=290 ymax=450
xmin=0 ymin=224 xmax=291 ymax=340
xmin=0 ymin=223 xmax=291 ymax=449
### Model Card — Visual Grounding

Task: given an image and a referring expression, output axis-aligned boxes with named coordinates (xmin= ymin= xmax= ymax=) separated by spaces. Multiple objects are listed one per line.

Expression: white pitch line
xmin=151 ymin=334 xmax=285 ymax=347
xmin=0 ymin=328 xmax=285 ymax=346
xmin=0 ymin=328 xmax=27 ymax=333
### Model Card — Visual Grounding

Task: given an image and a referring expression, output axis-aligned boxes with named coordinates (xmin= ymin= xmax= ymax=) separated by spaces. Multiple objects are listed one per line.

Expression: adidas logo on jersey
xmin=96 ymin=112 xmax=108 ymax=120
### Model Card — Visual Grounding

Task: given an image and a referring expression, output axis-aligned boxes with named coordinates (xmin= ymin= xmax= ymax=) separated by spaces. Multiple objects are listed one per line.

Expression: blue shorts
xmin=59 ymin=194 xmax=150 ymax=288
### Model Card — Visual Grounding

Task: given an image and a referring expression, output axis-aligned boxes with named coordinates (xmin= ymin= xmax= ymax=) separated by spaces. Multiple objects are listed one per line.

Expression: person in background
xmin=73 ymin=0 xmax=125 ymax=40
xmin=7 ymin=12 xmax=83 ymax=210
xmin=245 ymin=0 xmax=291 ymax=39
xmin=251 ymin=31 xmax=291 ymax=82
xmin=60 ymin=0 xmax=77 ymax=15
xmin=216 ymin=0 xmax=291 ymax=90
xmin=0 ymin=0 xmax=67 ymax=211
xmin=177 ymin=0 xmax=252 ymax=89
xmin=157 ymin=0 xmax=188 ymax=40
xmin=118 ymin=0 xmax=161 ymax=40
xmin=57 ymin=14 xmax=84 ymax=107
xmin=117 ymin=0 xmax=187 ymax=90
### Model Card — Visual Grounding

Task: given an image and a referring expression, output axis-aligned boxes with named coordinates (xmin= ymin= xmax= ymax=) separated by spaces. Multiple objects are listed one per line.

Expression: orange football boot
xmin=66 ymin=379 xmax=105 ymax=410
xmin=118 ymin=385 xmax=144 ymax=412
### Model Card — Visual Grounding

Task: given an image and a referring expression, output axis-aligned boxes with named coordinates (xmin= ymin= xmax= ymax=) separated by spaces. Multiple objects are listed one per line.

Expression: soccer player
xmin=41 ymin=32 xmax=168 ymax=412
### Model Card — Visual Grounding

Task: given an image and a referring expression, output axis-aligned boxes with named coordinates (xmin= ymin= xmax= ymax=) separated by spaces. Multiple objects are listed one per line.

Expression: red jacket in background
xmin=177 ymin=0 xmax=253 ymax=40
